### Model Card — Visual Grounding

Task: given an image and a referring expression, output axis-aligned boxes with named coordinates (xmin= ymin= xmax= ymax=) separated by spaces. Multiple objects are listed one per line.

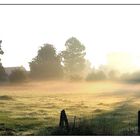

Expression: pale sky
xmin=0 ymin=5 xmax=140 ymax=73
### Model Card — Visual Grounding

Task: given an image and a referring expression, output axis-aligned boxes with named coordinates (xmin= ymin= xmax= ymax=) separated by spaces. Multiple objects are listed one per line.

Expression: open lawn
xmin=0 ymin=80 xmax=140 ymax=135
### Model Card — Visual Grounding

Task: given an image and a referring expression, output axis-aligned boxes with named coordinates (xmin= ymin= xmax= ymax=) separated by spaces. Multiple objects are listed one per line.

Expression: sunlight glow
xmin=0 ymin=6 xmax=140 ymax=73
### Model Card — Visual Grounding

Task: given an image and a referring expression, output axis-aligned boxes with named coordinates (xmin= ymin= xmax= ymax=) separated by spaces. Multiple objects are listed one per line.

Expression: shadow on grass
xmin=37 ymin=99 xmax=139 ymax=136
xmin=0 ymin=95 xmax=13 ymax=100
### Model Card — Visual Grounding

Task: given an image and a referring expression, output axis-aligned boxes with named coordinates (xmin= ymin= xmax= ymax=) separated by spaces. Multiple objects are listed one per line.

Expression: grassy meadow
xmin=0 ymin=80 xmax=140 ymax=135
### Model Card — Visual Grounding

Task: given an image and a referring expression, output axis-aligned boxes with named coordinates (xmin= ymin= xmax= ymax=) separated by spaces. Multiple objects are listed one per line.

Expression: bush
xmin=69 ymin=74 xmax=83 ymax=81
xmin=0 ymin=64 xmax=7 ymax=82
xmin=9 ymin=69 xmax=28 ymax=82
xmin=86 ymin=70 xmax=106 ymax=81
xmin=120 ymin=71 xmax=140 ymax=84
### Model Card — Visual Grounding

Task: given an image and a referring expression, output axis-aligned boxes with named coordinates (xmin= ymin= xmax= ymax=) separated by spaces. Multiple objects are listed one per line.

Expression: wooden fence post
xmin=59 ymin=109 xmax=69 ymax=131
xmin=138 ymin=111 xmax=140 ymax=135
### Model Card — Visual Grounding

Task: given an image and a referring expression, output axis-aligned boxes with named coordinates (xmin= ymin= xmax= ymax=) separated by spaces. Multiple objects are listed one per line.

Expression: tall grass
xmin=0 ymin=81 xmax=139 ymax=135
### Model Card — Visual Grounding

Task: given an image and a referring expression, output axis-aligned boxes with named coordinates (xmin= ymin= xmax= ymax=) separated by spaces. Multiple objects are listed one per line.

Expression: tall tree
xmin=0 ymin=40 xmax=6 ymax=81
xmin=61 ymin=37 xmax=86 ymax=77
xmin=0 ymin=40 xmax=4 ymax=55
xmin=29 ymin=43 xmax=63 ymax=79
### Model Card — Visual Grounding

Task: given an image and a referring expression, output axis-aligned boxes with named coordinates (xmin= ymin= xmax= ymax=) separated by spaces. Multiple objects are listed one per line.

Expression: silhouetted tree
xmin=29 ymin=44 xmax=63 ymax=79
xmin=61 ymin=37 xmax=86 ymax=78
xmin=0 ymin=41 xmax=6 ymax=81
xmin=0 ymin=40 xmax=4 ymax=55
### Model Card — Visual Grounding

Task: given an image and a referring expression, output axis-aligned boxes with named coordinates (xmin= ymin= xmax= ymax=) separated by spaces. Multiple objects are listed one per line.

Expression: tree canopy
xmin=29 ymin=44 xmax=63 ymax=79
xmin=61 ymin=37 xmax=86 ymax=77
xmin=0 ymin=41 xmax=6 ymax=81
xmin=0 ymin=40 xmax=4 ymax=56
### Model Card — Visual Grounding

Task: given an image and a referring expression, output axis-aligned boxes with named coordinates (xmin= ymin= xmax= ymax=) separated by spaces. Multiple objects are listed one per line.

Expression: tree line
xmin=29 ymin=37 xmax=87 ymax=80
xmin=27 ymin=37 xmax=126 ymax=82
xmin=1 ymin=37 xmax=138 ymax=83
xmin=0 ymin=37 xmax=93 ymax=82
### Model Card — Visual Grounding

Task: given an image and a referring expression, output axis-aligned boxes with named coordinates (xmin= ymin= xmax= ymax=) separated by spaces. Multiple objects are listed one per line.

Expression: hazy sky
xmin=0 ymin=5 xmax=140 ymax=73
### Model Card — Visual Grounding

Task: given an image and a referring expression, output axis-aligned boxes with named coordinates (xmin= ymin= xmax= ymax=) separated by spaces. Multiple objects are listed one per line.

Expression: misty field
xmin=0 ymin=80 xmax=140 ymax=135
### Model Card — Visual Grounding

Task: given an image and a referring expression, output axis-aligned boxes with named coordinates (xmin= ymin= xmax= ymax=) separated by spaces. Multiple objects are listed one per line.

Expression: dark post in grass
xmin=59 ymin=109 xmax=69 ymax=131
xmin=138 ymin=111 xmax=140 ymax=135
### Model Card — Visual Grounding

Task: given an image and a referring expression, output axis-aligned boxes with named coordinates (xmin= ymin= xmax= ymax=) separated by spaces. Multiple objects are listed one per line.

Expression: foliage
xmin=0 ymin=63 xmax=7 ymax=81
xmin=0 ymin=40 xmax=4 ymax=56
xmin=69 ymin=74 xmax=83 ymax=81
xmin=61 ymin=37 xmax=86 ymax=78
xmin=86 ymin=70 xmax=106 ymax=81
xmin=120 ymin=71 xmax=140 ymax=83
xmin=9 ymin=69 xmax=28 ymax=82
xmin=0 ymin=40 xmax=7 ymax=81
xmin=29 ymin=44 xmax=63 ymax=79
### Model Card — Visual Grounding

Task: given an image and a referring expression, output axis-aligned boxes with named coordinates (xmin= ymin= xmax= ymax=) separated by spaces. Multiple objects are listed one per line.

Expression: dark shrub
xmin=9 ymin=69 xmax=28 ymax=82
xmin=86 ymin=70 xmax=106 ymax=81
xmin=0 ymin=64 xmax=7 ymax=82
xmin=70 ymin=74 xmax=83 ymax=81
